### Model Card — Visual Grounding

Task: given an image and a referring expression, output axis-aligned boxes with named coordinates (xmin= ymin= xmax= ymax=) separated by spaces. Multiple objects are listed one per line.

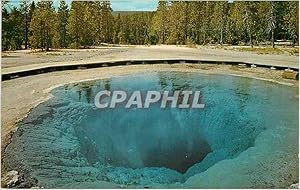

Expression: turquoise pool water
xmin=4 ymin=72 xmax=299 ymax=188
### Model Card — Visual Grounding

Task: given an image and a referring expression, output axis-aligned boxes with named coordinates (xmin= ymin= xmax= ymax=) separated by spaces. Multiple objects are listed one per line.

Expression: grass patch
xmin=186 ymin=44 xmax=197 ymax=48
xmin=27 ymin=50 xmax=72 ymax=56
xmin=45 ymin=52 xmax=63 ymax=56
xmin=283 ymin=48 xmax=299 ymax=56
xmin=235 ymin=47 xmax=285 ymax=55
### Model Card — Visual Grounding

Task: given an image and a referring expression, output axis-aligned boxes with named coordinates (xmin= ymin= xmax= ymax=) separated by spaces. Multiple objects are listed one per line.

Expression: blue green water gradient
xmin=4 ymin=72 xmax=299 ymax=188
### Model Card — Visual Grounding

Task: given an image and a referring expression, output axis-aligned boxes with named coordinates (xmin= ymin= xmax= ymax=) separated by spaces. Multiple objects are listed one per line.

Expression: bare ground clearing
xmin=1 ymin=46 xmax=298 ymax=73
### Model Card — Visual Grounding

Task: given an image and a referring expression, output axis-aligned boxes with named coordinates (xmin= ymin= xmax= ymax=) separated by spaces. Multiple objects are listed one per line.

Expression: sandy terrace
xmin=1 ymin=46 xmax=299 ymax=74
xmin=1 ymin=63 xmax=299 ymax=149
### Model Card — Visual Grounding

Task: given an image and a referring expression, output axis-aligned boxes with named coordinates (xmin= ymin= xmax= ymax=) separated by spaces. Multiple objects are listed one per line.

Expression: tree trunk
xmin=248 ymin=27 xmax=253 ymax=48
xmin=184 ymin=2 xmax=188 ymax=44
xmin=24 ymin=13 xmax=28 ymax=49
xmin=220 ymin=28 xmax=223 ymax=45
xmin=271 ymin=2 xmax=275 ymax=48
xmin=162 ymin=29 xmax=165 ymax=44
xmin=271 ymin=29 xmax=275 ymax=48
xmin=46 ymin=30 xmax=50 ymax=51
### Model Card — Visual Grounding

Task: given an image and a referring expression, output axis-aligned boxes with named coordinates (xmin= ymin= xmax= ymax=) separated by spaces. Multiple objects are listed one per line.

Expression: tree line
xmin=2 ymin=1 xmax=298 ymax=51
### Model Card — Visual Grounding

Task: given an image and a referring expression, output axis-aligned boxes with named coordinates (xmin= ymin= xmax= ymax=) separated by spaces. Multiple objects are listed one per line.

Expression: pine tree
xmin=283 ymin=1 xmax=299 ymax=45
xmin=2 ymin=4 xmax=10 ymax=50
xmin=167 ymin=1 xmax=187 ymax=44
xmin=211 ymin=2 xmax=229 ymax=45
xmin=151 ymin=1 xmax=169 ymax=44
xmin=29 ymin=1 xmax=57 ymax=51
xmin=267 ymin=2 xmax=276 ymax=48
xmin=118 ymin=15 xmax=128 ymax=44
xmin=2 ymin=7 xmax=23 ymax=50
xmin=82 ymin=1 xmax=98 ymax=46
xmin=100 ymin=1 xmax=114 ymax=43
xmin=187 ymin=2 xmax=200 ymax=44
xmin=227 ymin=2 xmax=244 ymax=44
xmin=241 ymin=2 xmax=259 ymax=47
xmin=93 ymin=1 xmax=103 ymax=45
xmin=20 ymin=0 xmax=30 ymax=49
xmin=58 ymin=0 xmax=69 ymax=48
xmin=202 ymin=1 xmax=214 ymax=45
xmin=113 ymin=13 xmax=121 ymax=44
xmin=27 ymin=1 xmax=36 ymax=47
xmin=67 ymin=1 xmax=85 ymax=48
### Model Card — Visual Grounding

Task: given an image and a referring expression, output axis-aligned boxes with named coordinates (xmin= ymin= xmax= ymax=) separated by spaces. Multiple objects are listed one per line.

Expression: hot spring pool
xmin=4 ymin=72 xmax=299 ymax=188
